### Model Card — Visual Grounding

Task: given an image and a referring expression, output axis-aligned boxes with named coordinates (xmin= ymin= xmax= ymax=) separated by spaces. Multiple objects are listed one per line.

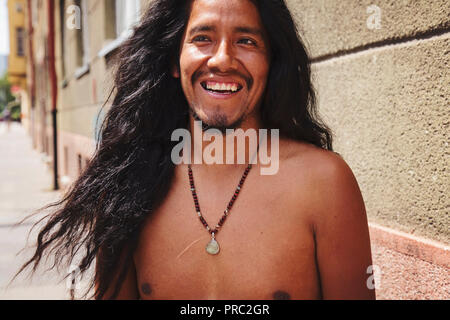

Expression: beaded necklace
xmin=188 ymin=164 xmax=253 ymax=255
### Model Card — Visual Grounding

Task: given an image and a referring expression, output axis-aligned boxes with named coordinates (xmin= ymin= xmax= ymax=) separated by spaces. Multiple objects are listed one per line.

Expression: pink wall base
xmin=369 ymin=223 xmax=449 ymax=300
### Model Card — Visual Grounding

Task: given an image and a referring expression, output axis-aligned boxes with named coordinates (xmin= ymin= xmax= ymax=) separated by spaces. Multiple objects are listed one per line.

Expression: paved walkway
xmin=0 ymin=122 xmax=70 ymax=299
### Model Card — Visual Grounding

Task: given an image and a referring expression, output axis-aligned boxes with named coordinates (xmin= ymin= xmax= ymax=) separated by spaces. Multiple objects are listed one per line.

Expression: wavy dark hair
xmin=15 ymin=0 xmax=332 ymax=299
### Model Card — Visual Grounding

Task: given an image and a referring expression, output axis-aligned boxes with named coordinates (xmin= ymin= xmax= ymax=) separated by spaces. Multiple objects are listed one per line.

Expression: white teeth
xmin=205 ymin=82 xmax=240 ymax=92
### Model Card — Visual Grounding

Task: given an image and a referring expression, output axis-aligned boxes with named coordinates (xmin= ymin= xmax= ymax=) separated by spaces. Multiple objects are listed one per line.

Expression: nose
xmin=207 ymin=40 xmax=237 ymax=72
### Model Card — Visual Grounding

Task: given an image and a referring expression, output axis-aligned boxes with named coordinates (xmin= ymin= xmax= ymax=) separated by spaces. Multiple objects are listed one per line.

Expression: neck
xmin=187 ymin=114 xmax=262 ymax=175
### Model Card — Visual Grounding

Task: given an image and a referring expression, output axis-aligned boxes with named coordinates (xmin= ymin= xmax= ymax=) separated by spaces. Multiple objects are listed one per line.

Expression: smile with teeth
xmin=201 ymin=81 xmax=243 ymax=94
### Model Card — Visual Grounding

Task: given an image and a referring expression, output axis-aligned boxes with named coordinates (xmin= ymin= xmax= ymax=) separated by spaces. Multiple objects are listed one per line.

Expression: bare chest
xmin=134 ymin=172 xmax=321 ymax=300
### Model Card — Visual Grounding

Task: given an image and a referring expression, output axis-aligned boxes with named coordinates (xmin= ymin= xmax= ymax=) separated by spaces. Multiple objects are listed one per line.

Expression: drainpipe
xmin=47 ymin=0 xmax=59 ymax=190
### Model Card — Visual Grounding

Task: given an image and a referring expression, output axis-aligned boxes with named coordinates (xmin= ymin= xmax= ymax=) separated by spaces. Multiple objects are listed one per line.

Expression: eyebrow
xmin=233 ymin=26 xmax=264 ymax=37
xmin=188 ymin=25 xmax=216 ymax=36
xmin=188 ymin=25 xmax=264 ymax=38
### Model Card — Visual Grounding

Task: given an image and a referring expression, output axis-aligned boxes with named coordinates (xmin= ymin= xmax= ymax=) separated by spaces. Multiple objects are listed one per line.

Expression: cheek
xmin=252 ymin=64 xmax=270 ymax=91
xmin=179 ymin=47 xmax=205 ymax=82
xmin=244 ymin=53 xmax=270 ymax=88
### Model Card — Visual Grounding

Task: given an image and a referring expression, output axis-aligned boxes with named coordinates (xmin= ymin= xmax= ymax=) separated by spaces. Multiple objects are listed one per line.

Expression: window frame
xmin=98 ymin=0 xmax=141 ymax=58
xmin=74 ymin=0 xmax=90 ymax=79
xmin=16 ymin=27 xmax=25 ymax=57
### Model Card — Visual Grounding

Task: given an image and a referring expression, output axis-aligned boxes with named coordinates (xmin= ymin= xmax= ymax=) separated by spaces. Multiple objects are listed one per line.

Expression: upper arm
xmin=311 ymin=153 xmax=375 ymax=300
xmin=95 ymin=245 xmax=140 ymax=300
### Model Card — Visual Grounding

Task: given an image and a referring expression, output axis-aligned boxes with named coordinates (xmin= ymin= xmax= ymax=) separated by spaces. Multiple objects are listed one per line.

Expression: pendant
xmin=206 ymin=233 xmax=220 ymax=255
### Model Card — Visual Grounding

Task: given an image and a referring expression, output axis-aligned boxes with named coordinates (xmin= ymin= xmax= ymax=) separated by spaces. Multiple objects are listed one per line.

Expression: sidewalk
xmin=0 ymin=122 xmax=70 ymax=299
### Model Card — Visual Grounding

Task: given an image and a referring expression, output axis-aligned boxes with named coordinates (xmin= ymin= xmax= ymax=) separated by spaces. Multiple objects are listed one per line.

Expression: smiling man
xmin=174 ymin=0 xmax=271 ymax=134
xmin=18 ymin=0 xmax=375 ymax=300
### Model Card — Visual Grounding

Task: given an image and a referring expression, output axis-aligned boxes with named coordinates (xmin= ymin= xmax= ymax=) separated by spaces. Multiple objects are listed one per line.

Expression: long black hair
xmin=15 ymin=0 xmax=332 ymax=299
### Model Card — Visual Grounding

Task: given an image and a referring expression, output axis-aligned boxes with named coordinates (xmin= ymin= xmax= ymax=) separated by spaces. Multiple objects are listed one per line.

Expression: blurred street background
xmin=0 ymin=122 xmax=68 ymax=299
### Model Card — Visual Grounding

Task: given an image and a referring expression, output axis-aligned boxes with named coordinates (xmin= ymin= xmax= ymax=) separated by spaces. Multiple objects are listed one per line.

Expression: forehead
xmin=186 ymin=0 xmax=264 ymax=31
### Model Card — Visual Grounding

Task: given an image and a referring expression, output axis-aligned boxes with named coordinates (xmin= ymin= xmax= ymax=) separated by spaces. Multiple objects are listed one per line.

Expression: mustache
xmin=192 ymin=70 xmax=253 ymax=90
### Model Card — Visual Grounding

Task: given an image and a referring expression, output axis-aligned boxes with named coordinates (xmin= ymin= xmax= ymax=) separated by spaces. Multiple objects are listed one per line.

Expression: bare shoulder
xmin=278 ymin=138 xmax=365 ymax=224
xmin=277 ymin=139 xmax=374 ymax=299
xmin=279 ymin=138 xmax=355 ymax=187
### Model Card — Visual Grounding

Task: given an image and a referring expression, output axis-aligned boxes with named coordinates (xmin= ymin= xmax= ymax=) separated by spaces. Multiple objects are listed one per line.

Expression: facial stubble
xmin=189 ymin=70 xmax=253 ymax=133
xmin=190 ymin=107 xmax=246 ymax=134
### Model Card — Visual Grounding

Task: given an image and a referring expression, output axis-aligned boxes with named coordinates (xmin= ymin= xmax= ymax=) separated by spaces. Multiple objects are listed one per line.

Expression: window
xmin=16 ymin=27 xmax=25 ymax=57
xmin=80 ymin=0 xmax=90 ymax=66
xmin=74 ymin=0 xmax=90 ymax=77
xmin=15 ymin=2 xmax=23 ymax=12
xmin=98 ymin=0 xmax=141 ymax=57
xmin=115 ymin=0 xmax=141 ymax=38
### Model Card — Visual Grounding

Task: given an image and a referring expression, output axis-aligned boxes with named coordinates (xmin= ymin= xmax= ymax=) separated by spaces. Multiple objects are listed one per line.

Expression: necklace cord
xmin=188 ymin=139 xmax=260 ymax=237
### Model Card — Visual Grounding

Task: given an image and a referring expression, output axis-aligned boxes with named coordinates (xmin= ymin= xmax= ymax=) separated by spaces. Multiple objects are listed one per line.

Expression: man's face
xmin=173 ymin=0 xmax=271 ymax=130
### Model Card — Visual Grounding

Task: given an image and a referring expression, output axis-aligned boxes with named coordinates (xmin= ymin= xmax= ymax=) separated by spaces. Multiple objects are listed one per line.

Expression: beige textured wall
xmin=286 ymin=0 xmax=449 ymax=243
xmin=287 ymin=0 xmax=450 ymax=59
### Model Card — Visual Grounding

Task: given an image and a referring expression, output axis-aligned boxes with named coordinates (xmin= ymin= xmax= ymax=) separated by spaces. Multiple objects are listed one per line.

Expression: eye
xmin=238 ymin=38 xmax=257 ymax=46
xmin=192 ymin=35 xmax=210 ymax=42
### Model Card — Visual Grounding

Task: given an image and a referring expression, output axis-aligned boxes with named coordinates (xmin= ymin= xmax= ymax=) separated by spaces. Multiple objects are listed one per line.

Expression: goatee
xmin=190 ymin=109 xmax=244 ymax=134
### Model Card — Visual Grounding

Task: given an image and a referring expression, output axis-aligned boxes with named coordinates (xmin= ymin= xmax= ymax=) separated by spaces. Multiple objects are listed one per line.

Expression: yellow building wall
xmin=7 ymin=0 xmax=27 ymax=89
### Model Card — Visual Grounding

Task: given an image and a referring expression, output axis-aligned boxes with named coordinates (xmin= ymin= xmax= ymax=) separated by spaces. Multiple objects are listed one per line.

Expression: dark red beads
xmin=188 ymin=164 xmax=252 ymax=236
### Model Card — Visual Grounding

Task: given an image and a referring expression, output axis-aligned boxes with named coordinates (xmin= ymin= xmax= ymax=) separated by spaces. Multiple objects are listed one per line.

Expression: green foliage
xmin=8 ymin=101 xmax=21 ymax=121
xmin=0 ymin=73 xmax=15 ymax=114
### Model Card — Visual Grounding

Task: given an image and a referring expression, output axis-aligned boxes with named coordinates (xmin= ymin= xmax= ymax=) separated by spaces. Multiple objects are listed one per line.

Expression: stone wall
xmin=286 ymin=0 xmax=449 ymax=299
xmin=287 ymin=0 xmax=449 ymax=244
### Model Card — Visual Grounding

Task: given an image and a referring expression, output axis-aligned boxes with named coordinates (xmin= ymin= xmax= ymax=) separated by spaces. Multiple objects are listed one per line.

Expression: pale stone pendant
xmin=206 ymin=237 xmax=220 ymax=255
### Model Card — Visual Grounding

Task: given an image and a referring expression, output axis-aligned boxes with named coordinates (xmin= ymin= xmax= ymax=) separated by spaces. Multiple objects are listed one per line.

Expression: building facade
xmin=24 ymin=0 xmax=145 ymax=187
xmin=55 ymin=0 xmax=144 ymax=187
xmin=7 ymin=0 xmax=30 ymax=128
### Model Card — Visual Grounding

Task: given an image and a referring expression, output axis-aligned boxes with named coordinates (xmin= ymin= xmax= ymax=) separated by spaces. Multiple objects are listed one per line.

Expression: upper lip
xmin=199 ymin=76 xmax=244 ymax=89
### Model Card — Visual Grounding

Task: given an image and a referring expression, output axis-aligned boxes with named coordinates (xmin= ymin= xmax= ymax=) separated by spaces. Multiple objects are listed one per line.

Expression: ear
xmin=171 ymin=63 xmax=180 ymax=78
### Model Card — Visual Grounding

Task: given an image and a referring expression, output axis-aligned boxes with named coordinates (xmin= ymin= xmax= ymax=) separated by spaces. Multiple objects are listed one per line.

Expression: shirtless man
xmin=105 ymin=0 xmax=374 ymax=300
xmin=18 ymin=0 xmax=374 ymax=300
